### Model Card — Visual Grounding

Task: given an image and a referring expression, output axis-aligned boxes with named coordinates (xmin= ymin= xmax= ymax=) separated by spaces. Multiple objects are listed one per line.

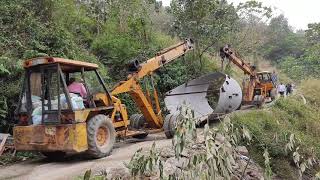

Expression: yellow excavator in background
xmin=220 ymin=45 xmax=276 ymax=106
xmin=13 ymin=39 xmax=193 ymax=159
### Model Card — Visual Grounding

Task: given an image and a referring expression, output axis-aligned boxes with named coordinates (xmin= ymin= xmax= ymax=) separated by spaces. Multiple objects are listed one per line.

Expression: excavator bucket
xmin=164 ymin=72 xmax=242 ymax=122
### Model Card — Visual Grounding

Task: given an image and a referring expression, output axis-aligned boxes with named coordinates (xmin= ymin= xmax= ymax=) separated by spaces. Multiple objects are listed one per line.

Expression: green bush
xmin=231 ymin=97 xmax=320 ymax=178
xmin=298 ymin=79 xmax=320 ymax=107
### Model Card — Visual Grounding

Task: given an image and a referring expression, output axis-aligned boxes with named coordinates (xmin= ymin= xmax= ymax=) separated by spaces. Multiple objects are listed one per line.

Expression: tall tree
xmin=262 ymin=15 xmax=305 ymax=61
xmin=305 ymin=23 xmax=320 ymax=45
xmin=231 ymin=0 xmax=272 ymax=55
xmin=170 ymin=0 xmax=238 ymax=71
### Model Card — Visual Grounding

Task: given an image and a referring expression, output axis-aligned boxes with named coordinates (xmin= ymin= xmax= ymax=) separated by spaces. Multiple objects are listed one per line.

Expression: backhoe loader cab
xmin=13 ymin=57 xmax=125 ymax=159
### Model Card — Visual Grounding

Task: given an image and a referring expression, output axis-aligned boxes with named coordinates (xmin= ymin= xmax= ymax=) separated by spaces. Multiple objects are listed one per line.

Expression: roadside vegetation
xmin=81 ymin=87 xmax=320 ymax=180
xmin=81 ymin=105 xmax=257 ymax=179
xmin=0 ymin=152 xmax=39 ymax=166
xmin=229 ymin=82 xmax=320 ymax=179
xmin=298 ymin=79 xmax=320 ymax=107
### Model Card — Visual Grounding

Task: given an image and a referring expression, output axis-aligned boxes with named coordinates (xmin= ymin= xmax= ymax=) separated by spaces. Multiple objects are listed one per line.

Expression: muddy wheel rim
xmin=96 ymin=127 xmax=108 ymax=146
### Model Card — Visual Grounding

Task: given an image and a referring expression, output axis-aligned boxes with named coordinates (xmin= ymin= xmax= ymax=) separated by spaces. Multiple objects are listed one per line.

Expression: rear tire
xmin=129 ymin=114 xmax=148 ymax=139
xmin=86 ymin=115 xmax=116 ymax=158
xmin=164 ymin=114 xmax=174 ymax=138
xmin=129 ymin=114 xmax=141 ymax=129
xmin=130 ymin=114 xmax=146 ymax=129
xmin=164 ymin=114 xmax=182 ymax=139
xmin=41 ymin=151 xmax=66 ymax=161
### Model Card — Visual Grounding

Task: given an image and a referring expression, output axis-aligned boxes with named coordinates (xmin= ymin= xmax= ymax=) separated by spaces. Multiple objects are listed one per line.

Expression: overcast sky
xmin=161 ymin=0 xmax=320 ymax=30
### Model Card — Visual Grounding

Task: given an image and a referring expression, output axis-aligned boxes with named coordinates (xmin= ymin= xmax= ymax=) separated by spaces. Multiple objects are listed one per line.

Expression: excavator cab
xmin=251 ymin=71 xmax=276 ymax=106
xmin=13 ymin=57 xmax=131 ymax=159
xmin=257 ymin=71 xmax=272 ymax=83
xmin=256 ymin=71 xmax=276 ymax=102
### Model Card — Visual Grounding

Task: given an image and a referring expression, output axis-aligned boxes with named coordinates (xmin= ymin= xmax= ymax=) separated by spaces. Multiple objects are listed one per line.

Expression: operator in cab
xmin=67 ymin=77 xmax=87 ymax=98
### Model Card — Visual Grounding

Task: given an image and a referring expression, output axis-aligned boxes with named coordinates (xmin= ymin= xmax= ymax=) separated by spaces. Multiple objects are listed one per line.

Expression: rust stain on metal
xmin=13 ymin=123 xmax=88 ymax=152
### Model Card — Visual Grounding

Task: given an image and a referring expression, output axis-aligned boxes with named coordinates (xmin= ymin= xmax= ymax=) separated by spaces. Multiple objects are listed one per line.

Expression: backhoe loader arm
xmin=112 ymin=39 xmax=194 ymax=95
xmin=110 ymin=39 xmax=193 ymax=129
xmin=220 ymin=45 xmax=257 ymax=79
xmin=220 ymin=45 xmax=265 ymax=104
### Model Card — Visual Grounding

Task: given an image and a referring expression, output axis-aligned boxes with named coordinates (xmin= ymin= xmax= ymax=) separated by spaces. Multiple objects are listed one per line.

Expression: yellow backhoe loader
xmin=13 ymin=39 xmax=193 ymax=159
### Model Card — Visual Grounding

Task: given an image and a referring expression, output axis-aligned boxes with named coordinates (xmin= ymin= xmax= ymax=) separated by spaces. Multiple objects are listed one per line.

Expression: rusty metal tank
xmin=164 ymin=72 xmax=242 ymax=122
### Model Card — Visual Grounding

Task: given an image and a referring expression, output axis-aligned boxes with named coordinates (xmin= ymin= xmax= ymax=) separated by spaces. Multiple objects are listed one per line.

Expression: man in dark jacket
xmin=286 ymin=83 xmax=292 ymax=95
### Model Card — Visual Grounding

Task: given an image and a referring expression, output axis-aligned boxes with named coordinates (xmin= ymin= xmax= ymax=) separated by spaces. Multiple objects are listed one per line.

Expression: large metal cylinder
xmin=164 ymin=72 xmax=242 ymax=122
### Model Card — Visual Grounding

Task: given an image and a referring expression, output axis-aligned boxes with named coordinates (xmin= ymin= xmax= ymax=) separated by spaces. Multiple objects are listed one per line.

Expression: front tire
xmin=253 ymin=95 xmax=265 ymax=108
xmin=86 ymin=115 xmax=116 ymax=158
xmin=270 ymin=88 xmax=277 ymax=101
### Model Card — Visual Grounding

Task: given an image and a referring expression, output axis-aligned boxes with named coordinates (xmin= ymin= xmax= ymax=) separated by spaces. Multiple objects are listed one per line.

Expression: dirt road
xmin=0 ymin=133 xmax=171 ymax=180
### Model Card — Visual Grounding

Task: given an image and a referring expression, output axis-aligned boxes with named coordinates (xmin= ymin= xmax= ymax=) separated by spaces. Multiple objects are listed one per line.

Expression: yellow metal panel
xmin=24 ymin=57 xmax=99 ymax=70
xmin=13 ymin=123 xmax=88 ymax=153
xmin=113 ymin=120 xmax=127 ymax=128
xmin=120 ymin=104 xmax=129 ymax=127
xmin=74 ymin=110 xmax=90 ymax=122
xmin=110 ymin=97 xmax=129 ymax=128
xmin=128 ymin=84 xmax=162 ymax=128
xmin=94 ymin=93 xmax=113 ymax=106
xmin=74 ymin=123 xmax=88 ymax=152
xmin=13 ymin=126 xmax=32 ymax=147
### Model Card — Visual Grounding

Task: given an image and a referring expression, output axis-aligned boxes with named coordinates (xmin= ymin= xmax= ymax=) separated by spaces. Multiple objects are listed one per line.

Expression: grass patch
xmin=230 ymin=96 xmax=320 ymax=179
xmin=0 ymin=152 xmax=39 ymax=166
xmin=298 ymin=79 xmax=320 ymax=107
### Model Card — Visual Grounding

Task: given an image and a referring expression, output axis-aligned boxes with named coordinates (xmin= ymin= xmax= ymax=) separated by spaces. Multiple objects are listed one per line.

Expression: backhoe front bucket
xmin=164 ymin=72 xmax=242 ymax=122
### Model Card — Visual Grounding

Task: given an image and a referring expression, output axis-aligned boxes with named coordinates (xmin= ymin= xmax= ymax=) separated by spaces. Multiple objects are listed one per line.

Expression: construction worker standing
xmin=271 ymin=70 xmax=278 ymax=86
xmin=278 ymin=82 xmax=286 ymax=97
xmin=286 ymin=83 xmax=292 ymax=95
